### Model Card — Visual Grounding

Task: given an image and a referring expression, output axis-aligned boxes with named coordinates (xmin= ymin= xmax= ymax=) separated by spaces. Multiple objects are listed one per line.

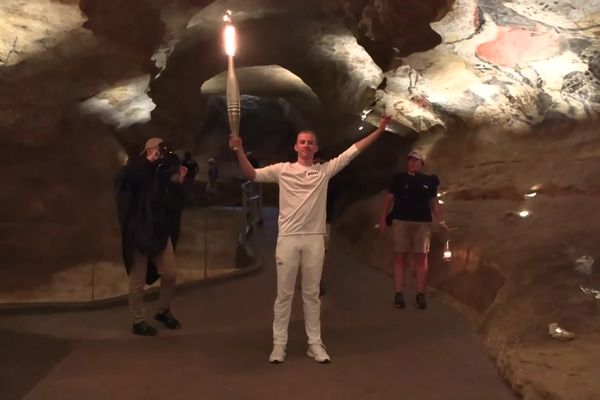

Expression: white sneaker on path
xmin=307 ymin=343 xmax=331 ymax=363
xmin=269 ymin=344 xmax=286 ymax=363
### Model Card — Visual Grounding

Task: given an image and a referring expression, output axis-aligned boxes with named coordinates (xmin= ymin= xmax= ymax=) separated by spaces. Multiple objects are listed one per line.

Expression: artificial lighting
xmin=358 ymin=126 xmax=364 ymax=131
xmin=443 ymin=240 xmax=452 ymax=262
xmin=548 ymin=322 xmax=576 ymax=341
xmin=437 ymin=193 xmax=442 ymax=197
xmin=517 ymin=210 xmax=530 ymax=218
xmin=580 ymin=285 xmax=600 ymax=299
xmin=438 ymin=199 xmax=445 ymax=205
xmin=524 ymin=192 xmax=537 ymax=198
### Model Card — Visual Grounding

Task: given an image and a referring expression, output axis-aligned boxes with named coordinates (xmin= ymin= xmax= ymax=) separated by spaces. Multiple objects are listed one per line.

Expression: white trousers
xmin=273 ymin=234 xmax=325 ymax=345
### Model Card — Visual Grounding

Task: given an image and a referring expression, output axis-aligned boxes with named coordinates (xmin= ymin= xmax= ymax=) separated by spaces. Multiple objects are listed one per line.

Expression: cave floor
xmin=0 ymin=209 xmax=516 ymax=400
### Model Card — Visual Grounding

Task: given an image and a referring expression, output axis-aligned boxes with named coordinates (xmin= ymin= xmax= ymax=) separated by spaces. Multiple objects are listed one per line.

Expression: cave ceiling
xmin=1 ymin=0 xmax=599 ymax=146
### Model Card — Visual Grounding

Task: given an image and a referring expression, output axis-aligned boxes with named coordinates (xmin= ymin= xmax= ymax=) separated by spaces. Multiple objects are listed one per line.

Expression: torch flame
xmin=224 ymin=24 xmax=236 ymax=56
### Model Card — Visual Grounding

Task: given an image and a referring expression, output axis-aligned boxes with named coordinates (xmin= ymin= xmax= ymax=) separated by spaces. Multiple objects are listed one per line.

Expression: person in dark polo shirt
xmin=379 ymin=149 xmax=448 ymax=309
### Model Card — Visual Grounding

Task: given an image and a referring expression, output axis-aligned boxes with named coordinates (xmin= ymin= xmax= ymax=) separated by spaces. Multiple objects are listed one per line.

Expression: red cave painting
xmin=476 ymin=25 xmax=563 ymax=67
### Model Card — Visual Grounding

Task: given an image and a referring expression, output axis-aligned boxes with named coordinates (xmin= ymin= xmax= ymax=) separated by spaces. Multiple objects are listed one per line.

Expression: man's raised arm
xmin=229 ymin=134 xmax=256 ymax=181
xmin=354 ymin=115 xmax=392 ymax=152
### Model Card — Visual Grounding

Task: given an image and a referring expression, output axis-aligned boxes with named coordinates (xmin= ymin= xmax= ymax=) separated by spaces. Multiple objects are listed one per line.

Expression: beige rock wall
xmin=0 ymin=0 xmax=166 ymax=290
xmin=337 ymin=120 xmax=600 ymax=400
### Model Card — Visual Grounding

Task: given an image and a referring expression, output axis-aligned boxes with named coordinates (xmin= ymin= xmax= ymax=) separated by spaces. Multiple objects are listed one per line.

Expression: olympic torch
xmin=224 ymin=11 xmax=240 ymax=147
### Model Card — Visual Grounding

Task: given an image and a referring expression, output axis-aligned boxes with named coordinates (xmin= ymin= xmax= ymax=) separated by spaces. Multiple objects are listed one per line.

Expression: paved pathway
xmin=0 ymin=209 xmax=515 ymax=400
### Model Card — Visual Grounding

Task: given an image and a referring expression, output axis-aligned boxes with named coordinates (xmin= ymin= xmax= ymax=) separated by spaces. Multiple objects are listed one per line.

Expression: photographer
xmin=116 ymin=137 xmax=187 ymax=336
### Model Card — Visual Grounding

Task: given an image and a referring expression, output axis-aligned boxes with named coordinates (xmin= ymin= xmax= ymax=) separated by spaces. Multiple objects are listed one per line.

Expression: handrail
xmin=1 ymin=177 xmax=265 ymax=306
xmin=240 ymin=180 xmax=262 ymax=243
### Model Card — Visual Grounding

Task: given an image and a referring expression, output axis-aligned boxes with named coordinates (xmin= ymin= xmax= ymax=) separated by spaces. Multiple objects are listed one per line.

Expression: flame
xmin=224 ymin=24 xmax=236 ymax=56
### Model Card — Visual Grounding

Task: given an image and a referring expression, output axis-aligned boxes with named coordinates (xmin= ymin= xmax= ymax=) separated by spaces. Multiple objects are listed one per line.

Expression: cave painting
xmin=476 ymin=25 xmax=563 ymax=68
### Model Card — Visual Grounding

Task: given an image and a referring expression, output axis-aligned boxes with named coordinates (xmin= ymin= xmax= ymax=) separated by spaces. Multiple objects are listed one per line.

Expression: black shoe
xmin=319 ymin=280 xmax=326 ymax=296
xmin=416 ymin=293 xmax=427 ymax=309
xmin=394 ymin=292 xmax=405 ymax=309
xmin=132 ymin=321 xmax=157 ymax=336
xmin=154 ymin=309 xmax=182 ymax=330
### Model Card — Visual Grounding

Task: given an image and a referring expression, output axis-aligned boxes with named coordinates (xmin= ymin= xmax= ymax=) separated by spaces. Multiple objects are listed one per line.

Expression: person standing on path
xmin=379 ymin=149 xmax=448 ymax=309
xmin=116 ymin=138 xmax=188 ymax=336
xmin=229 ymin=115 xmax=391 ymax=363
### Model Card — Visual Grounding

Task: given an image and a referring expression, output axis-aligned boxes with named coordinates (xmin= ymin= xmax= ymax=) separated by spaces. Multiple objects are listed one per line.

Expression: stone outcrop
xmin=1 ymin=1 xmax=600 ymax=398
xmin=337 ymin=119 xmax=600 ymax=400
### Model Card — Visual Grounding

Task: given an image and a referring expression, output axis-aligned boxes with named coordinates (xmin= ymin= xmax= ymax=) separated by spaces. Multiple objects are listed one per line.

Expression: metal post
xmin=204 ymin=210 xmax=208 ymax=279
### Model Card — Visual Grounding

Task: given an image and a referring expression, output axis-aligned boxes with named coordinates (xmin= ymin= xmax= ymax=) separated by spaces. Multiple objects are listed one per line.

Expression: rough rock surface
xmin=1 ymin=0 xmax=600 ymax=399
xmin=336 ymin=120 xmax=600 ymax=400
xmin=378 ymin=0 xmax=600 ymax=132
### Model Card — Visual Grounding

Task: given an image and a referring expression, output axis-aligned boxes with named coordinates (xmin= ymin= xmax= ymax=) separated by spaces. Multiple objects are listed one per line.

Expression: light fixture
xmin=548 ymin=322 xmax=575 ymax=341
xmin=517 ymin=210 xmax=530 ymax=218
xmin=438 ymin=199 xmax=444 ymax=205
xmin=443 ymin=239 xmax=452 ymax=262
xmin=524 ymin=192 xmax=537 ymax=198
xmin=358 ymin=126 xmax=364 ymax=131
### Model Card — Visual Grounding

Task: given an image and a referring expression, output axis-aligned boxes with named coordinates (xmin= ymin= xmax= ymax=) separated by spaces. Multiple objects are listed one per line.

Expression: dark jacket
xmin=115 ymin=155 xmax=183 ymax=284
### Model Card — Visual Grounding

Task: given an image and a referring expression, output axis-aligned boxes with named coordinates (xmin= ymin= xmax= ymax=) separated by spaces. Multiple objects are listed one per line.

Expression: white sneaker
xmin=269 ymin=344 xmax=286 ymax=363
xmin=307 ymin=343 xmax=331 ymax=363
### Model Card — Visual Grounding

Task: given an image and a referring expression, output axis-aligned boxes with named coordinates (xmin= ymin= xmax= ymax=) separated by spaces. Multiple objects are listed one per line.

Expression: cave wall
xmin=0 ymin=0 xmax=168 ymax=289
xmin=337 ymin=119 xmax=600 ymax=399
xmin=1 ymin=1 xmax=600 ymax=398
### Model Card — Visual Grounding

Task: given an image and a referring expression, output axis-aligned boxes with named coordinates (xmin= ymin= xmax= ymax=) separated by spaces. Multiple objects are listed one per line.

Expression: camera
xmin=159 ymin=141 xmax=181 ymax=169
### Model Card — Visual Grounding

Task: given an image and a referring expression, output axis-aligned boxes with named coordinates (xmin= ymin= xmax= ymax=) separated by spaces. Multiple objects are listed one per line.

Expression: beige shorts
xmin=392 ymin=220 xmax=431 ymax=253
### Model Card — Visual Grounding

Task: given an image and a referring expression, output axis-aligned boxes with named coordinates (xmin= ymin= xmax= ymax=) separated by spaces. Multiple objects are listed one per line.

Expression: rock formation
xmin=1 ymin=1 xmax=599 ymax=398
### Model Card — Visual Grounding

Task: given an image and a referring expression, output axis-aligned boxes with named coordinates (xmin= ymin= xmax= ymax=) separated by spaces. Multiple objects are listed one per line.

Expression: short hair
xmin=296 ymin=130 xmax=318 ymax=144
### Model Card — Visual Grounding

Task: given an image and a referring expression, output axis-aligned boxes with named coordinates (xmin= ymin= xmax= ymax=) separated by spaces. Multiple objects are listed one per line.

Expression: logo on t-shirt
xmin=306 ymin=170 xmax=320 ymax=177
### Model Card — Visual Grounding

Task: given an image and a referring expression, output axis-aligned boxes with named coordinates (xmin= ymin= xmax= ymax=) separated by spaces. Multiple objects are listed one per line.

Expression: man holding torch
xmin=229 ymin=116 xmax=391 ymax=363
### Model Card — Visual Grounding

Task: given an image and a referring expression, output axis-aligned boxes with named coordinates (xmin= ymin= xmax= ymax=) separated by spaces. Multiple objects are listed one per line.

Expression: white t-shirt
xmin=254 ymin=144 xmax=360 ymax=236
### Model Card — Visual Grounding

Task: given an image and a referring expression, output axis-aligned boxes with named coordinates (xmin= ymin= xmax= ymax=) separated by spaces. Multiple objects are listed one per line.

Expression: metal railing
xmin=0 ymin=182 xmax=264 ymax=307
xmin=240 ymin=180 xmax=262 ymax=242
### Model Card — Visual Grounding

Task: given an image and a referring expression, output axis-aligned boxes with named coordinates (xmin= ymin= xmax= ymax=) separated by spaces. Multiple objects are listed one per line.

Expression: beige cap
xmin=140 ymin=137 xmax=163 ymax=155
xmin=407 ymin=149 xmax=425 ymax=162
